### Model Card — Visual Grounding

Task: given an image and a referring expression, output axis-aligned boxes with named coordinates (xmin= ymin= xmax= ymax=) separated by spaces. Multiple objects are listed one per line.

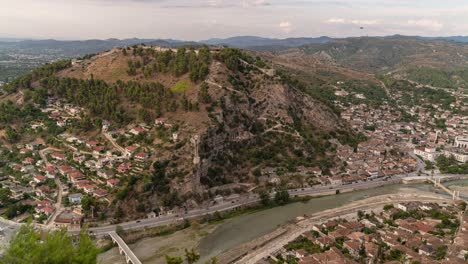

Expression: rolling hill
xmin=275 ymin=36 xmax=468 ymax=88
xmin=2 ymin=45 xmax=362 ymax=214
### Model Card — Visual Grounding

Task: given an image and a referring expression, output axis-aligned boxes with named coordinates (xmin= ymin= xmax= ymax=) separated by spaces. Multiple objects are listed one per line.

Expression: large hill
xmin=299 ymin=36 xmax=468 ymax=72
xmin=272 ymin=36 xmax=468 ymax=89
xmin=2 ymin=45 xmax=360 ymax=215
xmin=3 ymin=36 xmax=467 ymax=217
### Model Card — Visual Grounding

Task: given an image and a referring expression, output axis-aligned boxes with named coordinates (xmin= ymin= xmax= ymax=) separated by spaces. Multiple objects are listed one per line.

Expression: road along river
xmin=99 ymin=180 xmax=463 ymax=264
xmin=197 ymin=183 xmax=435 ymax=262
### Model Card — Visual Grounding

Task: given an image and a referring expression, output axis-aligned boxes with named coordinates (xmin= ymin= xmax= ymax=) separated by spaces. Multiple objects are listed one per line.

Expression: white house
xmin=413 ymin=146 xmax=440 ymax=162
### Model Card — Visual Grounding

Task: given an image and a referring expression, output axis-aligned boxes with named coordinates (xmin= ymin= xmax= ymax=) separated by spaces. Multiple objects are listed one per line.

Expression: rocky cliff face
xmin=193 ymin=56 xmax=348 ymax=188
xmin=47 ymin=46 xmax=354 ymax=201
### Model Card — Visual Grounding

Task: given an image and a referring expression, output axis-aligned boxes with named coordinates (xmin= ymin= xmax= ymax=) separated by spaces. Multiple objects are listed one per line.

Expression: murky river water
xmin=99 ymin=178 xmax=468 ymax=264
xmin=198 ymin=183 xmax=438 ymax=261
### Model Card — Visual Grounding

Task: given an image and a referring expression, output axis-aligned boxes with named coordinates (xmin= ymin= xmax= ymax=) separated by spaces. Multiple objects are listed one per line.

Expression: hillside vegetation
xmin=2 ymin=45 xmax=361 ymax=212
xmin=301 ymin=36 xmax=468 ymax=71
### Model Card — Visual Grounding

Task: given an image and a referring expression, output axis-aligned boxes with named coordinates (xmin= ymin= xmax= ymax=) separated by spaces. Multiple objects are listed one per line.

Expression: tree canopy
xmin=1 ymin=225 xmax=99 ymax=264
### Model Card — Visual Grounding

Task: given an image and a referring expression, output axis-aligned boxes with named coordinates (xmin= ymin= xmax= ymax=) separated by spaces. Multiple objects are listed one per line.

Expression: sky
xmin=1 ymin=0 xmax=468 ymax=40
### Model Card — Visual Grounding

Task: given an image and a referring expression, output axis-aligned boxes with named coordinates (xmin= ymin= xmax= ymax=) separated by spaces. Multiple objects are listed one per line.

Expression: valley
xmin=0 ymin=36 xmax=467 ymax=264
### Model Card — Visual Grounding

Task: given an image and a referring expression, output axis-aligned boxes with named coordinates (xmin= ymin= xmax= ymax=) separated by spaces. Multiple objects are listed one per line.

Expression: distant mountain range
xmin=0 ymin=38 xmax=198 ymax=57
xmin=1 ymin=35 xmax=468 ymax=58
xmin=200 ymin=36 xmax=334 ymax=47
xmin=201 ymin=35 xmax=468 ymax=46
xmin=416 ymin=36 xmax=468 ymax=43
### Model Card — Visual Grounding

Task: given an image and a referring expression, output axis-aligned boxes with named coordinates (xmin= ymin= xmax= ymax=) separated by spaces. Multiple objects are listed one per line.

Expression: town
xmin=270 ymin=201 xmax=468 ymax=264
xmin=0 ymin=95 xmax=180 ymax=229
xmin=0 ymin=75 xmax=467 ymax=233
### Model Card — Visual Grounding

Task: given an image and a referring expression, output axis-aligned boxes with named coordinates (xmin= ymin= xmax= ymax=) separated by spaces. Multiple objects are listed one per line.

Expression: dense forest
xmin=126 ymin=45 xmax=211 ymax=82
xmin=407 ymin=67 xmax=468 ymax=88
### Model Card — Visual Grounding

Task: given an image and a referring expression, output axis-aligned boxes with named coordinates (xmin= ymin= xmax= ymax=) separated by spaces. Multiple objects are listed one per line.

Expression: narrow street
xmin=102 ymin=131 xmax=125 ymax=154
xmin=39 ymin=147 xmax=64 ymax=228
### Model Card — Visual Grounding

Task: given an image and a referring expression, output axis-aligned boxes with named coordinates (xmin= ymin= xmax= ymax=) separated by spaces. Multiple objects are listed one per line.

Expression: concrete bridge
xmin=431 ymin=178 xmax=461 ymax=201
xmin=108 ymin=231 xmax=142 ymax=264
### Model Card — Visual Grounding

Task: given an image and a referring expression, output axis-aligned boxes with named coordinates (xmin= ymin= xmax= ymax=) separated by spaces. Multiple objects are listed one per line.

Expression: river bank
xmin=229 ymin=191 xmax=452 ymax=264
xmin=97 ymin=177 xmax=468 ymax=264
xmin=98 ymin=222 xmax=219 ymax=264
xmin=97 ymin=182 xmax=436 ymax=264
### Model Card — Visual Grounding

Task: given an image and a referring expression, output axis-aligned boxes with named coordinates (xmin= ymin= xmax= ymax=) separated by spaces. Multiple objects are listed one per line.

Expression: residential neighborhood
xmin=273 ymin=201 xmax=468 ymax=264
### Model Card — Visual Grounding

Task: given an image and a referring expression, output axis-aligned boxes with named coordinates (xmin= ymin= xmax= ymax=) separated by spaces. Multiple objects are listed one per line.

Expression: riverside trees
xmin=1 ymin=225 xmax=98 ymax=264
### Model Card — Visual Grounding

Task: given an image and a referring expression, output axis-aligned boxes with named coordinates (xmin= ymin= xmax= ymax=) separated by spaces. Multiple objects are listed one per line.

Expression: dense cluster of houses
xmin=255 ymin=91 xmax=465 ymax=187
xmin=408 ymin=102 xmax=468 ymax=164
xmin=0 ymin=97 xmax=183 ymax=227
xmin=0 ymin=130 xmax=152 ymax=228
xmin=337 ymin=104 xmax=418 ymax=179
xmin=275 ymin=202 xmax=467 ymax=264
xmin=339 ymin=92 xmax=468 ymax=172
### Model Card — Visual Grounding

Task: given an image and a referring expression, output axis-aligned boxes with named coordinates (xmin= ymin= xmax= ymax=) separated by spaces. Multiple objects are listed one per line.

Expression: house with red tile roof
xmin=118 ymin=162 xmax=132 ymax=173
xmin=93 ymin=189 xmax=108 ymax=198
xmin=51 ymin=152 xmax=66 ymax=161
xmin=23 ymin=157 xmax=35 ymax=165
xmin=86 ymin=141 xmax=99 ymax=148
xmin=58 ymin=165 xmax=73 ymax=175
xmin=33 ymin=175 xmax=46 ymax=184
xmin=107 ymin=178 xmax=120 ymax=187
xmin=135 ymin=151 xmax=149 ymax=161
xmin=69 ymin=171 xmax=85 ymax=183
xmin=154 ymin=117 xmax=167 ymax=125
xmin=36 ymin=185 xmax=54 ymax=198
xmin=130 ymin=126 xmax=146 ymax=135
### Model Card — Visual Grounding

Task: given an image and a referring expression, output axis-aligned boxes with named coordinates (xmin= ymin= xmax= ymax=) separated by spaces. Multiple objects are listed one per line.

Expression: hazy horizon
xmin=2 ymin=34 xmax=468 ymax=43
xmin=1 ymin=0 xmax=468 ymax=41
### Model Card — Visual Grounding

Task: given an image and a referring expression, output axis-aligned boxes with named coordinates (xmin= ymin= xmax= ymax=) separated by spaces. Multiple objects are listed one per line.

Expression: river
xmin=99 ymin=179 xmax=468 ymax=264
xmin=198 ymin=179 xmax=468 ymax=262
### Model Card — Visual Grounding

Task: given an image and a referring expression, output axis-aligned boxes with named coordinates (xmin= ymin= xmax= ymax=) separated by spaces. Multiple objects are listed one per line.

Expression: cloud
xmin=279 ymin=20 xmax=293 ymax=33
xmin=159 ymin=0 xmax=270 ymax=9
xmin=407 ymin=19 xmax=443 ymax=31
xmin=241 ymin=0 xmax=270 ymax=7
xmin=326 ymin=18 xmax=346 ymax=24
xmin=326 ymin=18 xmax=379 ymax=26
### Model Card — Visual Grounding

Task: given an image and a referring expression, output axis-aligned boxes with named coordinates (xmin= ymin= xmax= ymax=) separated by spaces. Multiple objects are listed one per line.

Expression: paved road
xmin=85 ymin=175 xmax=405 ymax=236
xmin=407 ymin=147 xmax=425 ymax=173
xmin=85 ymin=173 xmax=468 ymax=236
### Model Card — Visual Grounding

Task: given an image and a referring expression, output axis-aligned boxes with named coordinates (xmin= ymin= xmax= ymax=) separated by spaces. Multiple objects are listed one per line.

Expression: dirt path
xmin=102 ymin=131 xmax=126 ymax=154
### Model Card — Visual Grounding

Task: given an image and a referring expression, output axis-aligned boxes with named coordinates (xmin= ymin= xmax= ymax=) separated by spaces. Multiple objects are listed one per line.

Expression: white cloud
xmin=279 ymin=20 xmax=293 ymax=33
xmin=0 ymin=0 xmax=465 ymax=39
xmin=326 ymin=18 xmax=346 ymax=24
xmin=350 ymin=20 xmax=378 ymax=26
xmin=407 ymin=19 xmax=443 ymax=31
xmin=326 ymin=18 xmax=379 ymax=26
xmin=241 ymin=0 xmax=270 ymax=7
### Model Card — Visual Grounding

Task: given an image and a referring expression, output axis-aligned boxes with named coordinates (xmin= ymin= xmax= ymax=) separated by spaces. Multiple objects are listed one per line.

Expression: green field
xmin=171 ymin=80 xmax=191 ymax=93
